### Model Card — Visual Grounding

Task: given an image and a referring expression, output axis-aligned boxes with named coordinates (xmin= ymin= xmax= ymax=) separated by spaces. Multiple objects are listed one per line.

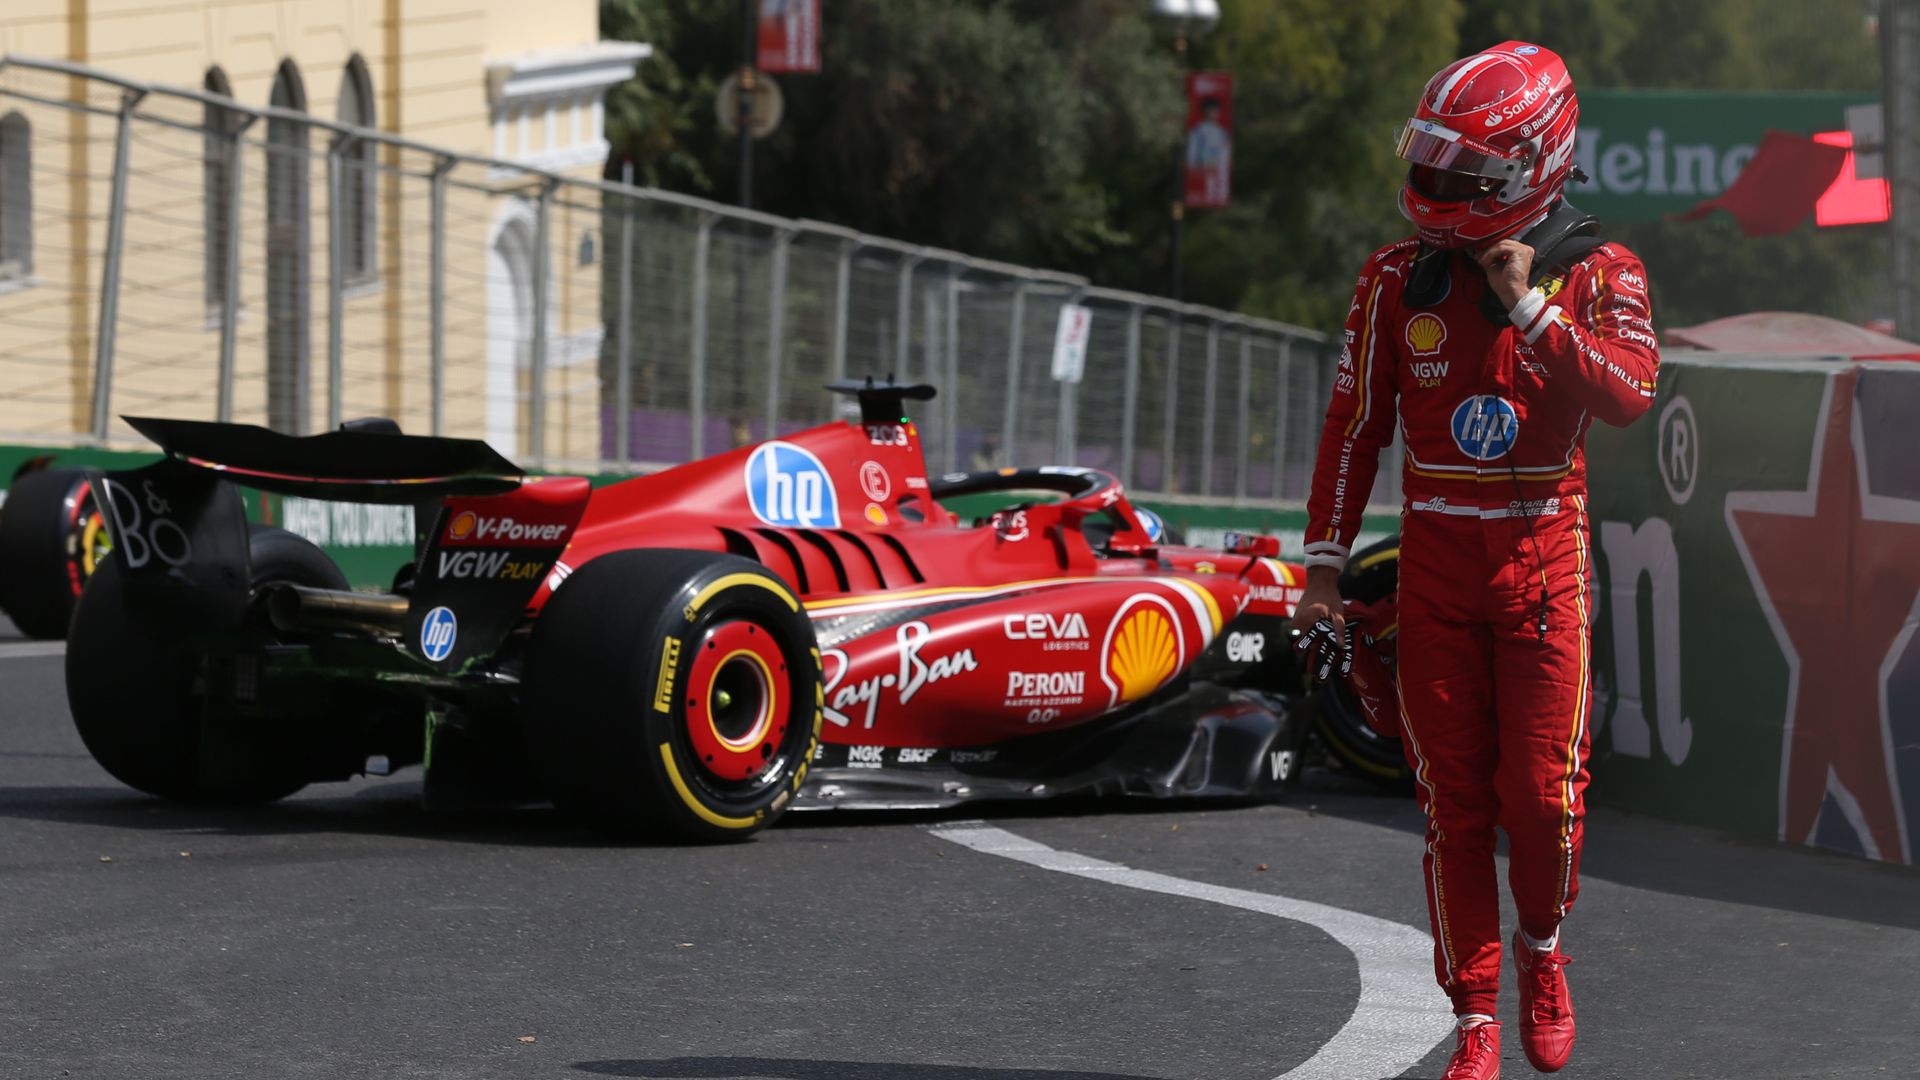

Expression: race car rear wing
xmin=86 ymin=417 xmax=588 ymax=671
xmin=124 ymin=415 xmax=524 ymax=503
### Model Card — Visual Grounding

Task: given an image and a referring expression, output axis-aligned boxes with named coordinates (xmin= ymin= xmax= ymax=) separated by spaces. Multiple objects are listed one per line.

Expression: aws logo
xmin=1405 ymin=313 xmax=1447 ymax=356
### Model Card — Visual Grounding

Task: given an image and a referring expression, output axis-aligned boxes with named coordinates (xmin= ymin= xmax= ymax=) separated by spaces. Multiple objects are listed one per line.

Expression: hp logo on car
xmin=746 ymin=441 xmax=840 ymax=528
xmin=1451 ymin=395 xmax=1520 ymax=460
xmin=420 ymin=606 xmax=458 ymax=662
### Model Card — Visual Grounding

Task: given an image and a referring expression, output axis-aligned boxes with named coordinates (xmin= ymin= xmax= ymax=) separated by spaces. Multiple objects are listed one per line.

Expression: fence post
xmin=1120 ymin=304 xmax=1141 ymax=488
xmin=1000 ymin=281 xmax=1027 ymax=466
xmin=894 ymin=253 xmax=923 ymax=380
xmin=89 ymin=87 xmax=145 ymax=441
xmin=943 ymin=265 xmax=961 ymax=472
xmin=922 ymin=286 xmax=941 ymax=433
xmin=1301 ymin=342 xmax=1321 ymax=502
xmin=527 ymin=179 xmax=557 ymax=464
xmin=1161 ymin=315 xmax=1181 ymax=494
xmin=688 ymin=213 xmax=717 ymax=461
xmin=1273 ymin=336 xmax=1292 ymax=501
xmin=215 ymin=110 xmax=255 ymax=425
xmin=829 ymin=240 xmax=856 ymax=383
xmin=1200 ymin=320 xmax=1220 ymax=497
xmin=614 ymin=178 xmax=636 ymax=465
xmin=1053 ymin=288 xmax=1085 ymax=465
xmin=763 ymin=227 xmax=792 ymax=441
xmin=325 ymin=135 xmax=351 ymax=432
xmin=1235 ymin=330 xmax=1251 ymax=502
xmin=426 ymin=159 xmax=451 ymax=437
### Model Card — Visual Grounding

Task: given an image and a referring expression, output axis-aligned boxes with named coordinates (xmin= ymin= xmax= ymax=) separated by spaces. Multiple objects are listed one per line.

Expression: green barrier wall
xmin=1585 ymin=354 xmax=1920 ymax=864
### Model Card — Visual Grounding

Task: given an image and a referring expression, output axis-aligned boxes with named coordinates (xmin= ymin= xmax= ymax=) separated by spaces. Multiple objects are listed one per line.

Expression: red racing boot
xmin=1513 ymin=931 xmax=1575 ymax=1071
xmin=1441 ymin=1020 xmax=1501 ymax=1080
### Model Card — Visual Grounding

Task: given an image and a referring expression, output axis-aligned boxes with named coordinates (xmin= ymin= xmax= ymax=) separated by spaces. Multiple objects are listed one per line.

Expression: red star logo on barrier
xmin=1728 ymin=370 xmax=1920 ymax=864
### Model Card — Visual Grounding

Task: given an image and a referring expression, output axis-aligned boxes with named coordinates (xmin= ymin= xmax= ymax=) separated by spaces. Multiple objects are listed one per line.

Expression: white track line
xmin=929 ymin=822 xmax=1452 ymax=1080
xmin=0 ymin=642 xmax=64 ymax=660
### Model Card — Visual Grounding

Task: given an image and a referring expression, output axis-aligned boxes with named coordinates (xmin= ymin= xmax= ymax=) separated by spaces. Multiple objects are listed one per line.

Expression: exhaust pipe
xmin=264 ymin=583 xmax=410 ymax=636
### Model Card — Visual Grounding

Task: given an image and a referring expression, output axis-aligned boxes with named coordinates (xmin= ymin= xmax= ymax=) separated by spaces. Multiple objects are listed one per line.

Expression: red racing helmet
xmin=1396 ymin=42 xmax=1579 ymax=249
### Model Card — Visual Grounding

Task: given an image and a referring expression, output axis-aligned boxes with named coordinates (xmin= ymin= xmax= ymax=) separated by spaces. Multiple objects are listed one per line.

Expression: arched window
xmin=336 ymin=55 xmax=377 ymax=286
xmin=266 ymin=59 xmax=311 ymax=434
xmin=202 ymin=67 xmax=237 ymax=316
xmin=0 ymin=110 xmax=32 ymax=284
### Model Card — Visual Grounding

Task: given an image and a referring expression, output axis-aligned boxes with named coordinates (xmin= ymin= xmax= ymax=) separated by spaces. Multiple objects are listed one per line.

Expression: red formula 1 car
xmin=65 ymin=381 xmax=1313 ymax=841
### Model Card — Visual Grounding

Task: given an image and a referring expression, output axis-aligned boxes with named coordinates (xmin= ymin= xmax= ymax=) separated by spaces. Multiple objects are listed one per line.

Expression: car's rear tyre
xmin=66 ymin=524 xmax=347 ymax=803
xmin=1313 ymin=532 xmax=1413 ymax=790
xmin=523 ymin=550 xmax=821 ymax=842
xmin=0 ymin=467 xmax=108 ymax=639
xmin=1311 ymin=676 xmax=1412 ymax=790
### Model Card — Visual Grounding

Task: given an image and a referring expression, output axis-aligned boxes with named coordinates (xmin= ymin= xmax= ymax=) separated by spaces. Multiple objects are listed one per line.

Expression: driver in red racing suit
xmin=1291 ymin=42 xmax=1658 ymax=1079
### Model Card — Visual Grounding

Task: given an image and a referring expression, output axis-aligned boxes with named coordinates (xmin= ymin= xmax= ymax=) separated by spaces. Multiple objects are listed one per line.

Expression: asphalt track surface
xmin=4 ymin=617 xmax=1919 ymax=1079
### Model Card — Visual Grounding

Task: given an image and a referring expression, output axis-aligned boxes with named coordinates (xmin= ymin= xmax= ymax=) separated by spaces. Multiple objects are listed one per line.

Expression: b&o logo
xmin=746 ymin=441 xmax=840 ymax=528
xmin=1450 ymin=395 xmax=1520 ymax=460
xmin=420 ymin=606 xmax=459 ymax=662
xmin=1657 ymin=394 xmax=1698 ymax=505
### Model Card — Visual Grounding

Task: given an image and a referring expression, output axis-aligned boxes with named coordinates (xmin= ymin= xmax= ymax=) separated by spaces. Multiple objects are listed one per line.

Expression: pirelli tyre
xmin=523 ymin=550 xmax=822 ymax=842
xmin=0 ymin=467 xmax=110 ymax=639
xmin=1311 ymin=533 xmax=1414 ymax=790
xmin=65 ymin=524 xmax=348 ymax=803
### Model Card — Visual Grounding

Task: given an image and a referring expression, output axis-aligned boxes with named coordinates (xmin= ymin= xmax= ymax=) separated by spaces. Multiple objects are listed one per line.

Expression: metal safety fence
xmin=0 ymin=55 xmax=1403 ymax=508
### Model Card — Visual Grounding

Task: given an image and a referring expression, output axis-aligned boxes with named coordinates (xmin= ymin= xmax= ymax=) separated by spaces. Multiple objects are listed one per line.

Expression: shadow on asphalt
xmin=0 ymin=782 xmax=647 ymax=849
xmin=10 ymin=758 xmax=1919 ymax=935
xmin=0 ymin=778 xmax=1170 ymax=851
xmin=572 ymin=1059 xmax=1166 ymax=1079
xmin=1294 ymin=770 xmax=1920 ymax=933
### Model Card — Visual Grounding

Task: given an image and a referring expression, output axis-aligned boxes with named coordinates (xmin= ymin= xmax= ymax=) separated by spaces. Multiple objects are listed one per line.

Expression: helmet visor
xmin=1396 ymin=119 xmax=1527 ymax=183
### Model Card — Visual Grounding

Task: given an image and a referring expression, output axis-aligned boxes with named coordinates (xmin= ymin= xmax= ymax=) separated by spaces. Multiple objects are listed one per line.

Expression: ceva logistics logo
xmin=746 ymin=441 xmax=840 ymax=528
xmin=420 ymin=606 xmax=458 ymax=662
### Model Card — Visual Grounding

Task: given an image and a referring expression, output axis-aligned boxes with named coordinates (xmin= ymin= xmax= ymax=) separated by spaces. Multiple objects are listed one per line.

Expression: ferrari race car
xmin=63 ymin=380 xmax=1323 ymax=841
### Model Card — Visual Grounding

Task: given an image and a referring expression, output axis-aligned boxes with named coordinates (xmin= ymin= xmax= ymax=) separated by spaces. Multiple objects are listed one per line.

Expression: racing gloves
xmin=1294 ymin=616 xmax=1353 ymax=684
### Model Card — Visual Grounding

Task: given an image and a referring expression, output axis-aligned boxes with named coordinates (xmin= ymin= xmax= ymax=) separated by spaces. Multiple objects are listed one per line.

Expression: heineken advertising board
xmin=1571 ymin=89 xmax=1875 ymax=221
xmin=1585 ymin=353 xmax=1920 ymax=864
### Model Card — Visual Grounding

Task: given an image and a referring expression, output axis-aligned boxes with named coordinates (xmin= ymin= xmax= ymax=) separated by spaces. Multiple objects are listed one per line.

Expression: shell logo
xmin=446 ymin=510 xmax=479 ymax=541
xmin=1405 ymin=313 xmax=1448 ymax=356
xmin=1106 ymin=605 xmax=1179 ymax=704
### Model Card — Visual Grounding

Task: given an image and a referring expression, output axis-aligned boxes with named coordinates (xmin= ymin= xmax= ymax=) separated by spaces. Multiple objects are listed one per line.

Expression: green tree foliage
xmin=1181 ymin=0 xmax=1458 ymax=328
xmin=601 ymin=0 xmax=1887 ymax=335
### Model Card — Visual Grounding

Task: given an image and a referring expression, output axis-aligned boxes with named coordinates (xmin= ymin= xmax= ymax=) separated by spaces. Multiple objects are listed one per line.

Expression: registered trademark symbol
xmin=1658 ymin=395 xmax=1698 ymax=505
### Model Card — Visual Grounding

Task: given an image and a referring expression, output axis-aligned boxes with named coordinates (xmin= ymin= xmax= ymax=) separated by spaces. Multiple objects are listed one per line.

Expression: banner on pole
xmin=757 ymin=0 xmax=821 ymax=74
xmin=1184 ymin=72 xmax=1233 ymax=209
xmin=1051 ymin=304 xmax=1092 ymax=383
